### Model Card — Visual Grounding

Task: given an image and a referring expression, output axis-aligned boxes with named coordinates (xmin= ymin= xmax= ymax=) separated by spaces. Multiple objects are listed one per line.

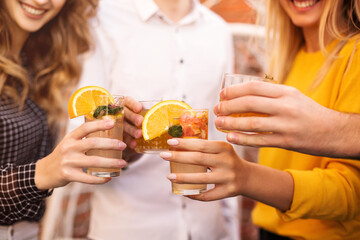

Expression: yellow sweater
xmin=252 ymin=37 xmax=360 ymax=239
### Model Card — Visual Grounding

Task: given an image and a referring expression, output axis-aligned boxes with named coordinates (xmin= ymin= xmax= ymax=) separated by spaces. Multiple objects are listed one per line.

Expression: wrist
xmin=35 ymin=158 xmax=50 ymax=191
xmin=237 ymin=160 xmax=253 ymax=196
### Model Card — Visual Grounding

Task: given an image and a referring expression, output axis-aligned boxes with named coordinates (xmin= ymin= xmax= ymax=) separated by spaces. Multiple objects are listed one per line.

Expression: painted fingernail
xmin=160 ymin=152 xmax=172 ymax=159
xmin=167 ymin=174 xmax=176 ymax=180
xmin=119 ymin=141 xmax=127 ymax=149
xmin=105 ymin=120 xmax=114 ymax=127
xmin=167 ymin=139 xmax=179 ymax=146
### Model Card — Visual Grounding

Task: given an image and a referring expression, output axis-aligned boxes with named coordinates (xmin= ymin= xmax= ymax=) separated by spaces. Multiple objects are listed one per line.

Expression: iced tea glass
xmin=85 ymin=95 xmax=125 ymax=177
xmin=135 ymin=100 xmax=169 ymax=154
xmin=219 ymin=73 xmax=276 ymax=133
xmin=168 ymin=109 xmax=209 ymax=195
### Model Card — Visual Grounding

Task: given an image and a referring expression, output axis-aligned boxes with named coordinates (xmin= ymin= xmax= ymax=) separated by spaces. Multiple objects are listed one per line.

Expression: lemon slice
xmin=68 ymin=86 xmax=114 ymax=119
xmin=142 ymin=100 xmax=191 ymax=141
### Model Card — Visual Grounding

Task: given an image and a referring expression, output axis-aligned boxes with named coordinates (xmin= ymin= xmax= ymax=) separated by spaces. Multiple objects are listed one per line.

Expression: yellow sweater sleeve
xmin=277 ymin=39 xmax=360 ymax=222
xmin=279 ymin=160 xmax=360 ymax=221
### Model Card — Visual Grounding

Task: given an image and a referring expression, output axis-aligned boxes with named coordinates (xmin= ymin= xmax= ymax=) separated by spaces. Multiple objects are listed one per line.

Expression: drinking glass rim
xmin=223 ymin=73 xmax=266 ymax=80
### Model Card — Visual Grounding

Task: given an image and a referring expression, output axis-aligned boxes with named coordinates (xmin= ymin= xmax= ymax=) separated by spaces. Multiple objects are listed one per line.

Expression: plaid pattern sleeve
xmin=0 ymin=163 xmax=52 ymax=225
xmin=0 ymin=96 xmax=55 ymax=225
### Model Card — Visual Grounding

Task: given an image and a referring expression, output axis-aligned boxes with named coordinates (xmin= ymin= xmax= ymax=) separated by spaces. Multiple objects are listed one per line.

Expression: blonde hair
xmin=0 ymin=0 xmax=98 ymax=133
xmin=265 ymin=0 xmax=360 ymax=86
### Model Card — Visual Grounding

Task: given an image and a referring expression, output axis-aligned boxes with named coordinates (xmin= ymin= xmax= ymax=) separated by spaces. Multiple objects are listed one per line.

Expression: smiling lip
xmin=291 ymin=0 xmax=320 ymax=11
xmin=20 ymin=1 xmax=47 ymax=19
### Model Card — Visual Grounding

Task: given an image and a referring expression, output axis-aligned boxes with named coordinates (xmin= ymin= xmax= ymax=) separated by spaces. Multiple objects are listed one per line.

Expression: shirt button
xmin=180 ymin=59 xmax=184 ymax=64
xmin=182 ymin=202 xmax=186 ymax=209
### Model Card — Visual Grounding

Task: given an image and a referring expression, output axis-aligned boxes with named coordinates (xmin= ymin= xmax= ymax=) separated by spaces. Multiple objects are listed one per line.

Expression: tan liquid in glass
xmin=85 ymin=114 xmax=124 ymax=177
xmin=170 ymin=109 xmax=209 ymax=195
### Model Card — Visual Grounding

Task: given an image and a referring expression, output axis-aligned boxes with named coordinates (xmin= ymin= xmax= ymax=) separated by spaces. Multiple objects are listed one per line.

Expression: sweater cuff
xmin=17 ymin=163 xmax=53 ymax=202
xmin=276 ymin=169 xmax=322 ymax=221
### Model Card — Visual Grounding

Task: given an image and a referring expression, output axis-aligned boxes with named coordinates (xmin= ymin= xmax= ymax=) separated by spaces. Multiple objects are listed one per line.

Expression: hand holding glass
xmin=168 ymin=109 xmax=209 ymax=195
xmin=85 ymin=95 xmax=125 ymax=177
xmin=219 ymin=73 xmax=276 ymax=133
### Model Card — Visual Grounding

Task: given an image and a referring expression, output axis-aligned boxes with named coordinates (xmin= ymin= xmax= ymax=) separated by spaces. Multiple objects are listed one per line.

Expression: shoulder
xmin=94 ymin=0 xmax=137 ymax=26
xmin=338 ymin=35 xmax=360 ymax=57
xmin=197 ymin=4 xmax=229 ymax=30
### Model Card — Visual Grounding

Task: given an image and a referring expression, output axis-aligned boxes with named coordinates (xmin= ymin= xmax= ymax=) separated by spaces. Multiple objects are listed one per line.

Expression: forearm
xmin=327 ymin=112 xmax=360 ymax=159
xmin=242 ymin=161 xmax=294 ymax=211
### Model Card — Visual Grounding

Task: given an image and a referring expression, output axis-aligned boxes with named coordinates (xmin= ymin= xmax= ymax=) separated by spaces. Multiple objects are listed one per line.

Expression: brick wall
xmin=201 ymin=0 xmax=257 ymax=23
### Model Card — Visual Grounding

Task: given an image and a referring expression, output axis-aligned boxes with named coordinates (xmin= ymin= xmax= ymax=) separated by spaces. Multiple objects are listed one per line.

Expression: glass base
xmin=142 ymin=149 xmax=166 ymax=154
xmin=172 ymin=188 xmax=206 ymax=196
xmin=88 ymin=171 xmax=120 ymax=177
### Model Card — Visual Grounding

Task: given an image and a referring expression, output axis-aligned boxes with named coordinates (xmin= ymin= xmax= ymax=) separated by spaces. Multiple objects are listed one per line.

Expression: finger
xmin=79 ymin=137 xmax=126 ymax=152
xmin=70 ymin=120 xmax=115 ymax=140
xmin=125 ymin=106 xmax=143 ymax=128
xmin=124 ymin=96 xmax=143 ymax=127
xmin=167 ymin=172 xmax=226 ymax=184
xmin=73 ymin=156 xmax=127 ymax=169
xmin=166 ymin=138 xmax=234 ymax=154
xmin=220 ymin=81 xmax=284 ymax=100
xmin=124 ymin=120 xmax=142 ymax=139
xmin=226 ymin=131 xmax=285 ymax=148
xmin=123 ymin=133 xmax=137 ymax=149
xmin=160 ymin=149 xmax=224 ymax=168
xmin=71 ymin=170 xmax=113 ymax=185
xmin=187 ymin=186 xmax=231 ymax=202
xmin=215 ymin=115 xmax=281 ymax=133
xmin=216 ymin=96 xmax=277 ymax=116
xmin=125 ymin=96 xmax=142 ymax=113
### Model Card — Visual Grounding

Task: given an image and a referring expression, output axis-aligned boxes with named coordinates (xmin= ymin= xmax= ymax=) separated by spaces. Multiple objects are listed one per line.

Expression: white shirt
xmin=76 ymin=0 xmax=239 ymax=239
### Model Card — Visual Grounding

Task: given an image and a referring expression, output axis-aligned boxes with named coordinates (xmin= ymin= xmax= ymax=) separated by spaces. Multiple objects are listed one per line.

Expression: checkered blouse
xmin=0 ymin=95 xmax=54 ymax=225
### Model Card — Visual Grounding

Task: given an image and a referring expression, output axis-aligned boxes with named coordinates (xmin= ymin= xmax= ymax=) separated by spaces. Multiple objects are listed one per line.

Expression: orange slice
xmin=68 ymin=86 xmax=114 ymax=119
xmin=142 ymin=100 xmax=191 ymax=141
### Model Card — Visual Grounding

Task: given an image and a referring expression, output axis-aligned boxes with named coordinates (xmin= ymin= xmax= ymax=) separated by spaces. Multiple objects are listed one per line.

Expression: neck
xmin=302 ymin=26 xmax=332 ymax=53
xmin=154 ymin=0 xmax=193 ymax=22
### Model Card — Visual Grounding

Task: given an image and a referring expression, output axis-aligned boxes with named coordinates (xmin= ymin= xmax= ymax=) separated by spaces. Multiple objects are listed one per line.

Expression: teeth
xmin=21 ymin=3 xmax=45 ymax=16
xmin=293 ymin=0 xmax=318 ymax=8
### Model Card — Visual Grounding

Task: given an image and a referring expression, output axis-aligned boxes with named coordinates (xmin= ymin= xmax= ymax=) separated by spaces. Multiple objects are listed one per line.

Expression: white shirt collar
xmin=133 ymin=0 xmax=202 ymax=24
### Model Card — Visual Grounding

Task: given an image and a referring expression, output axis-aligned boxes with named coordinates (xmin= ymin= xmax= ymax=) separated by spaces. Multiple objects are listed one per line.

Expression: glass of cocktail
xmin=168 ymin=109 xmax=209 ymax=195
xmin=219 ymin=73 xmax=276 ymax=133
xmin=135 ymin=100 xmax=169 ymax=153
xmin=85 ymin=95 xmax=125 ymax=177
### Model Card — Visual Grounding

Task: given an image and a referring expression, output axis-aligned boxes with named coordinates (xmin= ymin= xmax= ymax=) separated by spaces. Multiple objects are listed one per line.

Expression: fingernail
xmin=217 ymin=117 xmax=224 ymax=126
xmin=220 ymin=88 xmax=226 ymax=100
xmin=119 ymin=141 xmax=127 ymax=149
xmin=160 ymin=152 xmax=172 ymax=159
xmin=136 ymin=116 xmax=143 ymax=127
xmin=130 ymin=140 xmax=137 ymax=149
xmin=105 ymin=120 xmax=114 ymax=127
xmin=214 ymin=103 xmax=220 ymax=115
xmin=167 ymin=139 xmax=179 ymax=146
xmin=118 ymin=160 xmax=126 ymax=167
xmin=167 ymin=174 xmax=176 ymax=180
xmin=227 ymin=133 xmax=235 ymax=142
